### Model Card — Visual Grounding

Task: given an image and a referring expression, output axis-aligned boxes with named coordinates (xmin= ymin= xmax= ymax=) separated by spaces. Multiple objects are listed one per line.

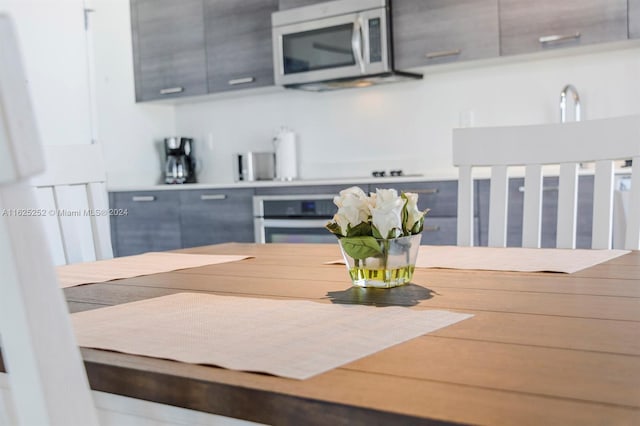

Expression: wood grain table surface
xmin=2 ymin=243 xmax=640 ymax=425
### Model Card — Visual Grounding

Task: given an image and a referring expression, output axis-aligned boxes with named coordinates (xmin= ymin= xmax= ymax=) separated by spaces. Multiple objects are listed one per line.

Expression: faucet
xmin=560 ymin=84 xmax=581 ymax=123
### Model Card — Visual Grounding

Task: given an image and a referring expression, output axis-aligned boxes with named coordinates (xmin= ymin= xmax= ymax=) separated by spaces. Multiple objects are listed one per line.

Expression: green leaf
xmin=341 ymin=236 xmax=383 ymax=260
xmin=371 ymin=224 xmax=383 ymax=239
xmin=325 ymin=221 xmax=344 ymax=237
xmin=346 ymin=221 xmax=371 ymax=237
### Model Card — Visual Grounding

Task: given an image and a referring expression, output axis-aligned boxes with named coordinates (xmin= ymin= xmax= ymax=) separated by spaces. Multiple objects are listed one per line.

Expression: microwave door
xmin=273 ymin=11 xmax=387 ymax=86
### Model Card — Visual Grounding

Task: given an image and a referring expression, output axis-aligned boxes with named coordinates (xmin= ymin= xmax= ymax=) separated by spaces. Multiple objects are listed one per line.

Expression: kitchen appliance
xmin=253 ymin=194 xmax=338 ymax=243
xmin=271 ymin=0 xmax=422 ymax=91
xmin=164 ymin=137 xmax=196 ymax=184
xmin=273 ymin=127 xmax=298 ymax=180
xmin=235 ymin=152 xmax=276 ymax=182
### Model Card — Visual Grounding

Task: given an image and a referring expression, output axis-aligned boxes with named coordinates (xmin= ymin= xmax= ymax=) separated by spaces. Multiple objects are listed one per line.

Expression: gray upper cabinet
xmin=278 ymin=0 xmax=327 ymax=10
xmin=498 ymin=0 xmax=628 ymax=56
xmin=204 ymin=0 xmax=278 ymax=93
xmin=392 ymin=0 xmax=499 ymax=69
xmin=630 ymin=0 xmax=640 ymax=39
xmin=130 ymin=0 xmax=208 ymax=101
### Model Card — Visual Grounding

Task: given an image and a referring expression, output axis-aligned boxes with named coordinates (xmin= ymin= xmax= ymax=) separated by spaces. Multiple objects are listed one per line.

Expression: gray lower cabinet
xmin=110 ymin=188 xmax=255 ymax=256
xmin=180 ymin=189 xmax=255 ymax=247
xmin=370 ymin=180 xmax=480 ymax=246
xmin=204 ymin=0 xmax=278 ymax=93
xmin=110 ymin=191 xmax=182 ymax=256
xmin=498 ymin=0 xmax=628 ymax=56
xmin=392 ymin=0 xmax=499 ymax=69
xmin=630 ymin=0 xmax=640 ymax=39
xmin=130 ymin=0 xmax=208 ymax=101
xmin=477 ymin=176 xmax=594 ymax=248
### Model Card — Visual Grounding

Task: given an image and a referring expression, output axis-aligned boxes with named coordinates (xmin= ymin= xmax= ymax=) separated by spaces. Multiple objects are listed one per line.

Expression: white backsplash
xmin=175 ymin=44 xmax=640 ymax=185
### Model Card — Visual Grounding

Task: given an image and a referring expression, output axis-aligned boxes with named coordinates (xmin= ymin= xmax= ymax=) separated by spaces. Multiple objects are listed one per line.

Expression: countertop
xmin=107 ymin=166 xmax=632 ymax=192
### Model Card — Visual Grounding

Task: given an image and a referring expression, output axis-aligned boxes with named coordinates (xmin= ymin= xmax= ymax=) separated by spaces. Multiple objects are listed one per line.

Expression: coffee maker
xmin=164 ymin=137 xmax=196 ymax=184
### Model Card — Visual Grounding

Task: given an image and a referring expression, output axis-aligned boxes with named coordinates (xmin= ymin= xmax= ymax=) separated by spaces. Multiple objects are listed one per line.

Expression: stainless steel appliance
xmin=164 ymin=137 xmax=196 ymax=184
xmin=271 ymin=0 xmax=421 ymax=91
xmin=236 ymin=152 xmax=276 ymax=182
xmin=253 ymin=194 xmax=338 ymax=243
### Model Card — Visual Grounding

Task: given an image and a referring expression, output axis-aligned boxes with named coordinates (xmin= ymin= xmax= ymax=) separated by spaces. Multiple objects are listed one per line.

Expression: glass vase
xmin=338 ymin=234 xmax=422 ymax=288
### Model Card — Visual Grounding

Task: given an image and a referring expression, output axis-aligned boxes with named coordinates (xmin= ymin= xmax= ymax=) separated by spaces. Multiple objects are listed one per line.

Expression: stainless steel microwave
xmin=271 ymin=0 xmax=421 ymax=91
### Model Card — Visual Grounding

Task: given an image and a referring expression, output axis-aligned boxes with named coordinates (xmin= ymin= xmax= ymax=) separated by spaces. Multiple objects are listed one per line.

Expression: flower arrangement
xmin=326 ymin=186 xmax=429 ymax=260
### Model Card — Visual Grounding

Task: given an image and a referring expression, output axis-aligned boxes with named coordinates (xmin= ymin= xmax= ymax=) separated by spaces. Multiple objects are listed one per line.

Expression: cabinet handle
xmin=424 ymin=225 xmax=440 ymax=232
xmin=200 ymin=194 xmax=227 ymax=201
xmin=538 ymin=32 xmax=581 ymax=44
xmin=132 ymin=196 xmax=156 ymax=202
xmin=425 ymin=49 xmax=461 ymax=59
xmin=404 ymin=188 xmax=439 ymax=195
xmin=518 ymin=186 xmax=559 ymax=192
xmin=228 ymin=77 xmax=255 ymax=86
xmin=159 ymin=87 xmax=184 ymax=95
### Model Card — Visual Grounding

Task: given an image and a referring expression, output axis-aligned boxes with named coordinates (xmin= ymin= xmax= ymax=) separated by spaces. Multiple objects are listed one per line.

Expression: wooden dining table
xmin=3 ymin=243 xmax=640 ymax=425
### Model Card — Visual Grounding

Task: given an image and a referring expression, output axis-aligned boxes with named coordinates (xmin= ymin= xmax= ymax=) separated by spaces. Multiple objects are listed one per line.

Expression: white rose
xmin=403 ymin=192 xmax=423 ymax=232
xmin=333 ymin=186 xmax=367 ymax=207
xmin=370 ymin=188 xmax=403 ymax=238
xmin=332 ymin=186 xmax=370 ymax=234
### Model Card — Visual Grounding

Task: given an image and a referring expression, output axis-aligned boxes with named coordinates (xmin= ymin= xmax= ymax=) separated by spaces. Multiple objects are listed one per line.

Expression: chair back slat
xmin=522 ymin=164 xmax=543 ymax=248
xmin=592 ymin=160 xmax=615 ymax=249
xmin=625 ymin=156 xmax=640 ymax=250
xmin=488 ymin=165 xmax=509 ymax=247
xmin=456 ymin=166 xmax=474 ymax=246
xmin=556 ymin=163 xmax=579 ymax=249
xmin=34 ymin=187 xmax=67 ymax=265
xmin=53 ymin=184 xmax=97 ymax=264
xmin=452 ymin=118 xmax=640 ymax=250
xmin=88 ymin=181 xmax=114 ymax=260
xmin=30 ymin=143 xmax=113 ymax=264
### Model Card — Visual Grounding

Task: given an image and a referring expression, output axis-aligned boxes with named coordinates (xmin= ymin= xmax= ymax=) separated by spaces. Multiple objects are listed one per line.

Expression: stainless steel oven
xmin=253 ymin=195 xmax=338 ymax=244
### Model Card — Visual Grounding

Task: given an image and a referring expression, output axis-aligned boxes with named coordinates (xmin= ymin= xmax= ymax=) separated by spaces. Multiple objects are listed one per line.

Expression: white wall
xmin=0 ymin=0 xmax=93 ymax=146
xmin=92 ymin=0 xmax=175 ymax=186
xmin=175 ymin=44 xmax=640 ymax=184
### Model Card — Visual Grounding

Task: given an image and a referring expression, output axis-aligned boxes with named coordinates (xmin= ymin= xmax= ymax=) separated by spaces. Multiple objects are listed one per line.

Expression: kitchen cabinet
xmin=630 ymin=0 xmax=640 ymax=39
xmin=130 ymin=0 xmax=208 ymax=101
xmin=370 ymin=180 xmax=480 ymax=246
xmin=477 ymin=176 xmax=594 ymax=248
xmin=180 ymin=188 xmax=255 ymax=247
xmin=498 ymin=0 xmax=628 ymax=56
xmin=278 ymin=0 xmax=327 ymax=10
xmin=110 ymin=188 xmax=255 ymax=256
xmin=110 ymin=191 xmax=182 ymax=256
xmin=392 ymin=0 xmax=499 ymax=69
xmin=204 ymin=0 xmax=279 ymax=93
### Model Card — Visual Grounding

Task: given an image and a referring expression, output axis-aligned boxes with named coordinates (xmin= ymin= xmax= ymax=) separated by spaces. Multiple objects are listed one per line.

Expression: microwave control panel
xmin=369 ymin=18 xmax=382 ymax=63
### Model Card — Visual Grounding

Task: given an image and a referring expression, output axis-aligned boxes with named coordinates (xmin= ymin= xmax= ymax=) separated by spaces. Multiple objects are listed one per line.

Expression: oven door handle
xmin=261 ymin=219 xmax=330 ymax=228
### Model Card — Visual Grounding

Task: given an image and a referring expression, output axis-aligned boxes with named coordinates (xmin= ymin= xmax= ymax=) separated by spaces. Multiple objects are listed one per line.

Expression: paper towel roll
xmin=274 ymin=128 xmax=298 ymax=180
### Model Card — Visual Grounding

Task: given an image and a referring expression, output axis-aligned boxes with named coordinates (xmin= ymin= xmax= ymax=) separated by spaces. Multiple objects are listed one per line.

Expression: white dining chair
xmin=30 ymin=143 xmax=114 ymax=265
xmin=0 ymin=13 xmax=100 ymax=426
xmin=453 ymin=118 xmax=640 ymax=250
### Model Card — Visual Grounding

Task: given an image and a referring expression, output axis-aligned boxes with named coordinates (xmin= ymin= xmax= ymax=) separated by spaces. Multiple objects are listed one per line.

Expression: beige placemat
xmin=415 ymin=246 xmax=629 ymax=274
xmin=57 ymin=252 xmax=252 ymax=288
xmin=71 ymin=293 xmax=473 ymax=380
xmin=326 ymin=246 xmax=629 ymax=274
